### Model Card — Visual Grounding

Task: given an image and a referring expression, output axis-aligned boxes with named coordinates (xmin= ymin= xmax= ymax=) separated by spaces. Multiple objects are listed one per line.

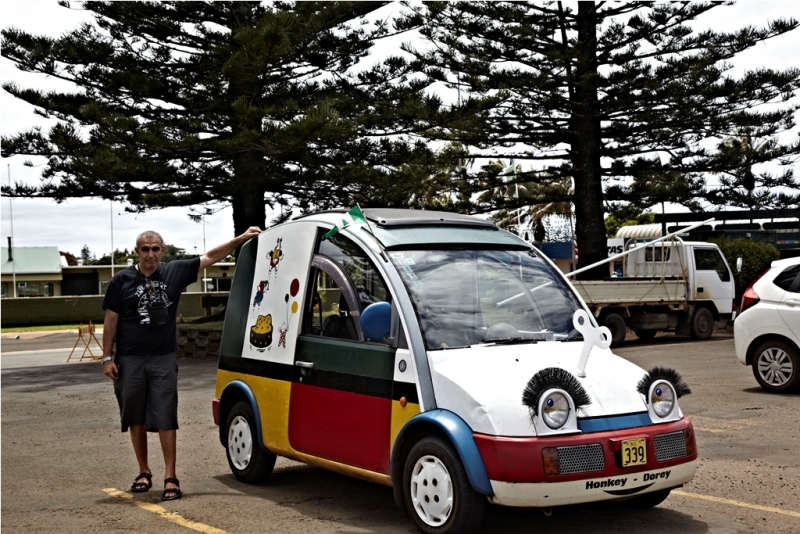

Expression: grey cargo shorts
xmin=113 ymin=352 xmax=179 ymax=432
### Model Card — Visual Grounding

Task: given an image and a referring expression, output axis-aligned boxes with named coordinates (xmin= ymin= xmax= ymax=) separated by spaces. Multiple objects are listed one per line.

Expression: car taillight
xmin=740 ymin=269 xmax=768 ymax=314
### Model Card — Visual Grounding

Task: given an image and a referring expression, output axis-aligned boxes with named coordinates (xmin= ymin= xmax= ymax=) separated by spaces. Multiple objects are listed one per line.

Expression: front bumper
xmin=489 ymin=460 xmax=696 ymax=507
xmin=474 ymin=417 xmax=697 ymax=507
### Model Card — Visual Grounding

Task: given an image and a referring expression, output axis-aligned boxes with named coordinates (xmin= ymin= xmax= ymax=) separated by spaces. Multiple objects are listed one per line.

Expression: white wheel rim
xmin=757 ymin=347 xmax=794 ymax=386
xmin=228 ymin=415 xmax=254 ymax=470
xmin=410 ymin=454 xmax=454 ymax=527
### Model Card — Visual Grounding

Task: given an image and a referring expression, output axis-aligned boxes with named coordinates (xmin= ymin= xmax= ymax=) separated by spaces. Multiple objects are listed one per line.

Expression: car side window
xmin=773 ymin=264 xmax=800 ymax=293
xmin=694 ymin=249 xmax=731 ymax=282
xmin=319 ymin=234 xmax=390 ymax=309
xmin=303 ymin=233 xmax=392 ymax=343
xmin=306 ymin=263 xmax=360 ymax=340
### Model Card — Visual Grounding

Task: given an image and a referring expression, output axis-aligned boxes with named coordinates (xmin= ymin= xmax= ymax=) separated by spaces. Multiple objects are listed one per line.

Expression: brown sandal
xmin=162 ymin=477 xmax=182 ymax=501
xmin=130 ymin=472 xmax=152 ymax=493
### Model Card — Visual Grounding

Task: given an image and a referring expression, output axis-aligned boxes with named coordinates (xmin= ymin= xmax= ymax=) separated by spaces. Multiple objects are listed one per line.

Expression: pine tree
xmin=2 ymin=1 xmax=441 ymax=234
xmin=401 ymin=1 xmax=800 ymax=278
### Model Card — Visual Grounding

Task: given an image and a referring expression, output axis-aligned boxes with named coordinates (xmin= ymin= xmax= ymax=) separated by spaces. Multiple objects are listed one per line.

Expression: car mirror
xmin=736 ymin=257 xmax=743 ymax=273
xmin=360 ymin=302 xmax=392 ymax=342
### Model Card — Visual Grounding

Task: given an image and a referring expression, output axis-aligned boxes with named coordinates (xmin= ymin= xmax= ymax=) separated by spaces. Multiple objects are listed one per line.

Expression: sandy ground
xmin=1 ymin=333 xmax=799 ymax=533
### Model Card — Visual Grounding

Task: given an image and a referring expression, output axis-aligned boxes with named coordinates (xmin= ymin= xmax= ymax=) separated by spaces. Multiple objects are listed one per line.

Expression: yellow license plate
xmin=621 ymin=438 xmax=647 ymax=467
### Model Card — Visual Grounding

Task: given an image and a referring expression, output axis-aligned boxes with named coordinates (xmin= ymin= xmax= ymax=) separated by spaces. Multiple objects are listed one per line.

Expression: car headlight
xmin=650 ymin=380 xmax=676 ymax=418
xmin=541 ymin=390 xmax=570 ymax=429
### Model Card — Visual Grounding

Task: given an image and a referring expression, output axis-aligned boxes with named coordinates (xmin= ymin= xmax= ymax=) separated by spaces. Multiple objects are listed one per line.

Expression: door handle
xmin=784 ymin=299 xmax=800 ymax=307
xmin=295 ymin=360 xmax=314 ymax=381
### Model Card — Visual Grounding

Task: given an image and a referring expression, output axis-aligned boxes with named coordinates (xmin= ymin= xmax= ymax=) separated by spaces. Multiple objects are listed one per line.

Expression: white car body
xmin=734 ymin=256 xmax=800 ymax=392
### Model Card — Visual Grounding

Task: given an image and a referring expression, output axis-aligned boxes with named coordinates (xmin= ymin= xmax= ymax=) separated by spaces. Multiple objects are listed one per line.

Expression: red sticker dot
xmin=290 ymin=278 xmax=300 ymax=297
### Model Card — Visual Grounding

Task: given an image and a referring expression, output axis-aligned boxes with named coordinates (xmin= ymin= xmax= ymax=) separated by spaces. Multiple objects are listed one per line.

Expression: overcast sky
xmin=2 ymin=1 xmax=799 ymax=258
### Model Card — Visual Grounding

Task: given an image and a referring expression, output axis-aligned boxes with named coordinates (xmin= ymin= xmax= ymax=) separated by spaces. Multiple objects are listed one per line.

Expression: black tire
xmin=751 ymin=340 xmax=800 ymax=393
xmin=635 ymin=329 xmax=657 ymax=341
xmin=603 ymin=313 xmax=627 ymax=347
xmin=625 ymin=488 xmax=671 ymax=508
xmin=225 ymin=401 xmax=276 ymax=483
xmin=403 ymin=436 xmax=485 ymax=534
xmin=690 ymin=307 xmax=714 ymax=340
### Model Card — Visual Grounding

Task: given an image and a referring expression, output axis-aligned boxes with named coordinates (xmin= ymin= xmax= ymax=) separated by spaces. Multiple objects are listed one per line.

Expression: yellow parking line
xmin=674 ymin=490 xmax=800 ymax=518
xmin=103 ymin=488 xmax=226 ymax=533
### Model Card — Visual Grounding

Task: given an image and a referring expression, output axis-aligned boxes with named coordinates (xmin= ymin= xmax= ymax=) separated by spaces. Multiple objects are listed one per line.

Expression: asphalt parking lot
xmin=2 ymin=331 xmax=799 ymax=533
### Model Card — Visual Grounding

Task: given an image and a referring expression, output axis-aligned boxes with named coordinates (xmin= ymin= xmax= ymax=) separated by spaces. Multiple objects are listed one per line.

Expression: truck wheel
xmin=403 ymin=436 xmax=485 ymax=534
xmin=226 ymin=401 xmax=276 ymax=483
xmin=752 ymin=340 xmax=800 ymax=393
xmin=690 ymin=307 xmax=714 ymax=340
xmin=635 ymin=330 xmax=657 ymax=341
xmin=603 ymin=314 xmax=627 ymax=347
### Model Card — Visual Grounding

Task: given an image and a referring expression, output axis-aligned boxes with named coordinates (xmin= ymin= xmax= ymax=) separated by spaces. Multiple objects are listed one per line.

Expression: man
xmin=101 ymin=227 xmax=261 ymax=500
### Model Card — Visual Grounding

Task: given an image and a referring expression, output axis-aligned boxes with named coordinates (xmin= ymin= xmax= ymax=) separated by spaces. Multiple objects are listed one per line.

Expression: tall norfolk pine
xmin=402 ymin=1 xmax=799 ymax=278
xmin=1 ymin=1 xmax=443 ymax=234
xmin=3 ymin=2 xmax=799 ymax=279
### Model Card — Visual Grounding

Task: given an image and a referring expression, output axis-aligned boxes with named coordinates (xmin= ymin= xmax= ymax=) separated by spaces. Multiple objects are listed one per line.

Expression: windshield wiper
xmin=482 ymin=337 xmax=539 ymax=346
xmin=563 ymin=331 xmax=584 ymax=342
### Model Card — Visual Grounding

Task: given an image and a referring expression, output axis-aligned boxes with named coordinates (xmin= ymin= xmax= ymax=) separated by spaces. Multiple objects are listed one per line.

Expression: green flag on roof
xmin=324 ymin=205 xmax=368 ymax=239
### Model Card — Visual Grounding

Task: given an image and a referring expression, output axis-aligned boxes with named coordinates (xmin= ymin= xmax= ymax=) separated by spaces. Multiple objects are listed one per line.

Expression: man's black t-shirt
xmin=102 ymin=258 xmax=200 ymax=356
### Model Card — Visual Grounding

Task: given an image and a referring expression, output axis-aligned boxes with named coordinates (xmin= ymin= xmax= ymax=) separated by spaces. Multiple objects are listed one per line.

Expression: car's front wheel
xmin=226 ymin=401 xmax=276 ymax=483
xmin=403 ymin=436 xmax=485 ymax=534
xmin=752 ymin=340 xmax=800 ymax=392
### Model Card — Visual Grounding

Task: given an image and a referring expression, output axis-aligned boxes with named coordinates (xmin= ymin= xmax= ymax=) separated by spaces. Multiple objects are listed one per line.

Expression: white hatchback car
xmin=734 ymin=256 xmax=800 ymax=392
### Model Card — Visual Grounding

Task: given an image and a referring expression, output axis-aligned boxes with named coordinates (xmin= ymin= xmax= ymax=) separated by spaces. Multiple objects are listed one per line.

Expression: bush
xmin=709 ymin=237 xmax=781 ymax=300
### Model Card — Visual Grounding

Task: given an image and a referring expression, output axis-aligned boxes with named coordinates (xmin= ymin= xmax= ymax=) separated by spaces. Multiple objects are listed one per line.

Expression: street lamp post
xmin=7 ymin=164 xmax=17 ymax=298
xmin=110 ymin=199 xmax=115 ymax=277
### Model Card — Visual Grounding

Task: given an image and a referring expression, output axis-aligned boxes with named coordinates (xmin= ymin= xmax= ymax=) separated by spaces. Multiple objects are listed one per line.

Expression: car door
xmin=288 ymin=232 xmax=397 ymax=475
xmin=692 ymin=247 xmax=734 ymax=314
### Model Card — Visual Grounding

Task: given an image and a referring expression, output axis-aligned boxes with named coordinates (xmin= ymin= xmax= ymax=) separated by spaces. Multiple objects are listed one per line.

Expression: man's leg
xmin=159 ymin=429 xmax=178 ymax=491
xmin=130 ymin=424 xmax=151 ymax=474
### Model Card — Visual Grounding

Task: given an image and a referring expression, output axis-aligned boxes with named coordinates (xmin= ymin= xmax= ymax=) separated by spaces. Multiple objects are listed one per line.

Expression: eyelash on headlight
xmin=636 ymin=366 xmax=692 ymax=398
xmin=522 ymin=367 xmax=591 ymax=417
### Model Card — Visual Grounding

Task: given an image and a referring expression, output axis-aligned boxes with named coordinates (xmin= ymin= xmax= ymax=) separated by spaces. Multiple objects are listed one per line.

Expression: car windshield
xmin=388 ymin=248 xmax=583 ymax=350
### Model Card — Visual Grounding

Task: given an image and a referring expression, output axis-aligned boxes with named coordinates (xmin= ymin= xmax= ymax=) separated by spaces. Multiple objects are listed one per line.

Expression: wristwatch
xmin=101 ymin=356 xmax=113 ymax=364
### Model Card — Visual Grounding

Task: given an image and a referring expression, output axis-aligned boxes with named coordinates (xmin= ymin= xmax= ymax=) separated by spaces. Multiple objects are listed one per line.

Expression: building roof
xmin=1 ymin=247 xmax=66 ymax=275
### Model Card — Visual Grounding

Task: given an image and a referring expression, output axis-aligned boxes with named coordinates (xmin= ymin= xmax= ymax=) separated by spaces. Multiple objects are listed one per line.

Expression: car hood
xmin=428 ymin=341 xmax=650 ymax=437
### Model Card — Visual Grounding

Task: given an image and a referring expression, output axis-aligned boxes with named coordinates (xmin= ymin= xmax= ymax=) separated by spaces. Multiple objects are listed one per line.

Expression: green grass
xmin=1 ymin=324 xmax=84 ymax=333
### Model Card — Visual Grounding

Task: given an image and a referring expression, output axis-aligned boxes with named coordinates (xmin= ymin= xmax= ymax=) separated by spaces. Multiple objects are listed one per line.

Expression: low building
xmin=1 ymin=246 xmax=66 ymax=298
xmin=2 ymin=246 xmax=235 ymax=298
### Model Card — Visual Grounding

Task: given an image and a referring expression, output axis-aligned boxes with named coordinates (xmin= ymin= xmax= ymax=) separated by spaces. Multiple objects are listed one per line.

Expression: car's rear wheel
xmin=226 ymin=401 xmax=276 ymax=483
xmin=690 ymin=307 xmax=714 ymax=339
xmin=751 ymin=340 xmax=800 ymax=392
xmin=403 ymin=436 xmax=485 ymax=534
xmin=603 ymin=313 xmax=627 ymax=347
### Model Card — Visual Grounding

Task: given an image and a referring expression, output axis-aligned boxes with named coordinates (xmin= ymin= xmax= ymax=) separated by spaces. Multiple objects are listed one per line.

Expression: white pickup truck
xmin=567 ymin=227 xmax=736 ymax=346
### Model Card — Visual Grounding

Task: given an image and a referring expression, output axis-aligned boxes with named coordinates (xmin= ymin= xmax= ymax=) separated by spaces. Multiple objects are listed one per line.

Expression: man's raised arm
xmin=199 ymin=226 xmax=262 ymax=271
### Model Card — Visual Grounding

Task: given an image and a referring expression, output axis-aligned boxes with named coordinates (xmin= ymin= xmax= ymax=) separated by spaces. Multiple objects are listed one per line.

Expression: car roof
xmin=295 ymin=208 xmax=530 ymax=249
xmin=771 ymin=256 xmax=800 ymax=269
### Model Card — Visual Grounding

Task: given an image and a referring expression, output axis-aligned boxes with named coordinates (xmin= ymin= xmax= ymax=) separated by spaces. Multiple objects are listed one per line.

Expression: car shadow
xmin=215 ymin=464 xmax=709 ymax=533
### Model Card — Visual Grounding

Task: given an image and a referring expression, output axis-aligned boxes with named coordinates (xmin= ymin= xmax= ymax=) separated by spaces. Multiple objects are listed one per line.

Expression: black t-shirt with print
xmin=102 ymin=258 xmax=200 ymax=356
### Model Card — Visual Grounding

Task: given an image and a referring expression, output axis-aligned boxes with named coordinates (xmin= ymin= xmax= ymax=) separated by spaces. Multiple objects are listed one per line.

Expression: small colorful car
xmin=212 ymin=209 xmax=698 ymax=533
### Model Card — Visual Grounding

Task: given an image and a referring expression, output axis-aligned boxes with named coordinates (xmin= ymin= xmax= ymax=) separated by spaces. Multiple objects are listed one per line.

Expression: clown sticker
xmin=278 ymin=278 xmax=300 ymax=349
